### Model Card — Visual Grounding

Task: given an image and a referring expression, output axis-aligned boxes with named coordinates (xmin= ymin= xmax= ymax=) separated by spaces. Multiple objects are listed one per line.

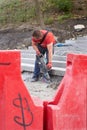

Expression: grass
xmin=0 ymin=0 xmax=35 ymax=24
xmin=57 ymin=13 xmax=72 ymax=23
xmin=0 ymin=0 xmax=84 ymax=26
xmin=44 ymin=16 xmax=54 ymax=25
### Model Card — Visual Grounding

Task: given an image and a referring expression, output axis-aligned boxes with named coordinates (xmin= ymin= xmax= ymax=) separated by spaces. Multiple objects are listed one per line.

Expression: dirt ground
xmin=0 ymin=17 xmax=87 ymax=50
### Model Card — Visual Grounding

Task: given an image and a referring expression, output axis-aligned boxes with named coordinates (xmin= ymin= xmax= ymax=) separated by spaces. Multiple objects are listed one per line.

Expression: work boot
xmin=42 ymin=73 xmax=51 ymax=83
xmin=42 ymin=77 xmax=51 ymax=83
xmin=31 ymin=76 xmax=39 ymax=82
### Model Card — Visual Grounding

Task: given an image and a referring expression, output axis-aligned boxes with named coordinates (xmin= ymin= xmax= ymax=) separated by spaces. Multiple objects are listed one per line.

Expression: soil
xmin=0 ymin=17 xmax=87 ymax=50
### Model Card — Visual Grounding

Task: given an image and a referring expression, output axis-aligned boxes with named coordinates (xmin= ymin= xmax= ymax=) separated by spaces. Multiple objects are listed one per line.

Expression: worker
xmin=31 ymin=29 xmax=56 ymax=82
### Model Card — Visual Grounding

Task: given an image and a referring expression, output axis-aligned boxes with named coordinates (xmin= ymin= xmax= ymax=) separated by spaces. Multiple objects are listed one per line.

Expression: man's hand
xmin=36 ymin=50 xmax=41 ymax=55
xmin=46 ymin=62 xmax=52 ymax=69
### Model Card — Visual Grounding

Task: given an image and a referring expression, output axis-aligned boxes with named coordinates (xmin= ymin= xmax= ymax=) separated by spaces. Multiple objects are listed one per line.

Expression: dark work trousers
xmin=33 ymin=45 xmax=48 ymax=78
xmin=33 ymin=44 xmax=54 ymax=78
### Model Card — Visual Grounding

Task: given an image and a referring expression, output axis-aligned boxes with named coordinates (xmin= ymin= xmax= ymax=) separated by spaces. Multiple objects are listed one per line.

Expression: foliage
xmin=57 ymin=0 xmax=73 ymax=12
xmin=57 ymin=13 xmax=72 ymax=22
xmin=0 ymin=0 xmax=35 ymax=24
xmin=44 ymin=16 xmax=54 ymax=25
xmin=0 ymin=0 xmax=75 ymax=25
xmin=48 ymin=0 xmax=73 ymax=12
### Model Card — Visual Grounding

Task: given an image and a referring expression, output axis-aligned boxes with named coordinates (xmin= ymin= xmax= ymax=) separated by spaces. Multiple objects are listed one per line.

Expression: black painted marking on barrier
xmin=13 ymin=93 xmax=34 ymax=130
xmin=0 ymin=62 xmax=11 ymax=65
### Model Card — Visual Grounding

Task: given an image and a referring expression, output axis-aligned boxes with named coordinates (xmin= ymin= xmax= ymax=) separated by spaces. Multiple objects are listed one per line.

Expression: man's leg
xmin=31 ymin=45 xmax=49 ymax=82
xmin=31 ymin=56 xmax=40 ymax=82
xmin=33 ymin=57 xmax=40 ymax=77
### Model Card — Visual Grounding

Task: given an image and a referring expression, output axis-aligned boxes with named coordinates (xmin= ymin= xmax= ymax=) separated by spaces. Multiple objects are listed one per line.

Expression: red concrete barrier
xmin=44 ymin=53 xmax=87 ymax=130
xmin=0 ymin=51 xmax=43 ymax=130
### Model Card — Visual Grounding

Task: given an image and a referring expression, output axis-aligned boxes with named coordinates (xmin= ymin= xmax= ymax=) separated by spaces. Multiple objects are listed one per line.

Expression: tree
xmin=33 ymin=0 xmax=45 ymax=28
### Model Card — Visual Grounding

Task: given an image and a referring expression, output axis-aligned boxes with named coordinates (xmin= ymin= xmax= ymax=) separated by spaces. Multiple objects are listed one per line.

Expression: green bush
xmin=58 ymin=0 xmax=72 ymax=12
xmin=49 ymin=0 xmax=73 ymax=12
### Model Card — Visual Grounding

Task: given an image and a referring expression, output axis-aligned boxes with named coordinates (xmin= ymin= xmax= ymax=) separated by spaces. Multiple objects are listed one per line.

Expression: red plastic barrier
xmin=0 ymin=50 xmax=43 ymax=130
xmin=44 ymin=53 xmax=87 ymax=130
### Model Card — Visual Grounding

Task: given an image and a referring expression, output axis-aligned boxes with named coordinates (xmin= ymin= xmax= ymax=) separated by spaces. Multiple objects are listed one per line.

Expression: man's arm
xmin=32 ymin=42 xmax=40 ymax=55
xmin=47 ymin=43 xmax=53 ymax=63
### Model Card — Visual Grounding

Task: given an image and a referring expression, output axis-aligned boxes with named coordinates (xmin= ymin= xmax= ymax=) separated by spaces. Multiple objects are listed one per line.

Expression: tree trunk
xmin=33 ymin=0 xmax=45 ymax=28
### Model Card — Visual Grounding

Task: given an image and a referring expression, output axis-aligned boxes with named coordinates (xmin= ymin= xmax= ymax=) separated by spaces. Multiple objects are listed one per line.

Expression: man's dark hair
xmin=32 ymin=30 xmax=42 ymax=39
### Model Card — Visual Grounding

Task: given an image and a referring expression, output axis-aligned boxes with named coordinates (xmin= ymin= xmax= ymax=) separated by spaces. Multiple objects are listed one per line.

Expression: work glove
xmin=36 ymin=50 xmax=41 ymax=56
xmin=46 ymin=62 xmax=52 ymax=69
